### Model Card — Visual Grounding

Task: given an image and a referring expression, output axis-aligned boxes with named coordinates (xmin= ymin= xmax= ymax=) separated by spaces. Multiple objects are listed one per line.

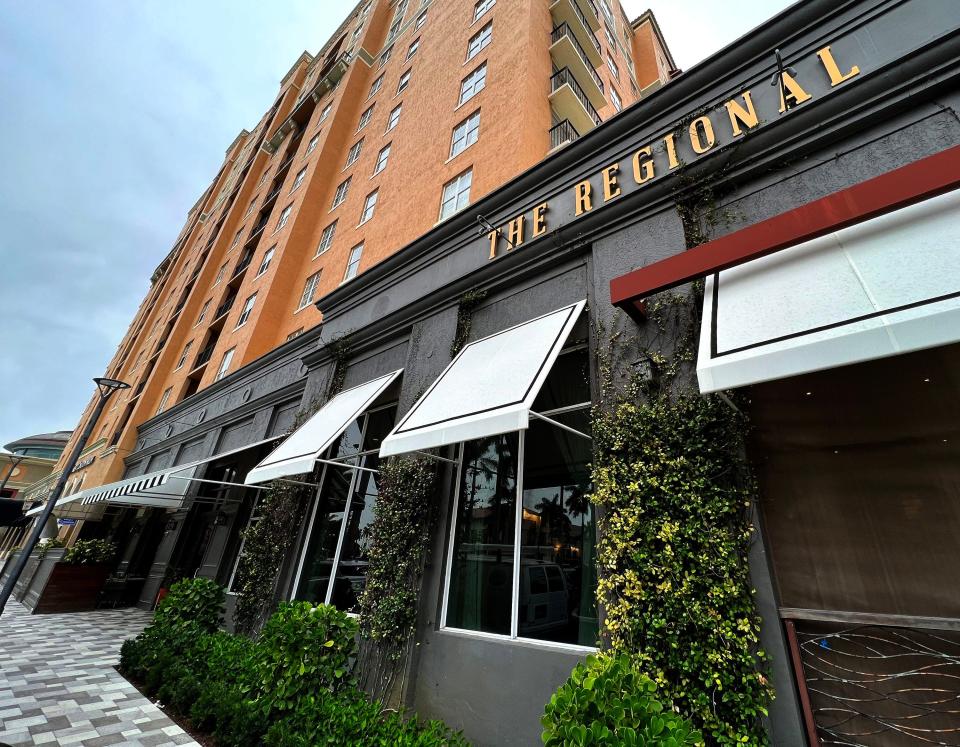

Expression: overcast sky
xmin=0 ymin=0 xmax=794 ymax=451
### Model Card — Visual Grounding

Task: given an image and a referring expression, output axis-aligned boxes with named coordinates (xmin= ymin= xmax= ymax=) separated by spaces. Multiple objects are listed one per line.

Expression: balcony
xmin=549 ymin=68 xmax=601 ymax=135
xmin=193 ymin=343 xmax=215 ymax=370
xmin=549 ymin=0 xmax=601 ymax=65
xmin=549 ymin=119 xmax=580 ymax=151
xmin=263 ymin=52 xmax=352 ymax=154
xmin=549 ymin=23 xmax=604 ymax=110
xmin=212 ymin=294 xmax=236 ymax=323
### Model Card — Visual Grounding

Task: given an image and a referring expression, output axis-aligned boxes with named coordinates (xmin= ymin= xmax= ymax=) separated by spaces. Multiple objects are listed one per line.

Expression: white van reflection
xmin=519 ymin=559 xmax=568 ymax=636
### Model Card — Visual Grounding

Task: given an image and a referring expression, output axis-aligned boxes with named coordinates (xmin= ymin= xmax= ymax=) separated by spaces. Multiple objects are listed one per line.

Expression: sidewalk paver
xmin=0 ymin=601 xmax=199 ymax=747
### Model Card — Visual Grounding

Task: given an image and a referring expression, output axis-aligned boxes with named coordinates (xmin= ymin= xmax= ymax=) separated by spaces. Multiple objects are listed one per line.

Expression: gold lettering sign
xmin=485 ymin=43 xmax=862 ymax=261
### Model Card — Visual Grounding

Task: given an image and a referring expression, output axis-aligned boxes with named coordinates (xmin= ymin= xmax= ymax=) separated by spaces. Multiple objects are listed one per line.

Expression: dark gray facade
xmin=116 ymin=0 xmax=960 ymax=743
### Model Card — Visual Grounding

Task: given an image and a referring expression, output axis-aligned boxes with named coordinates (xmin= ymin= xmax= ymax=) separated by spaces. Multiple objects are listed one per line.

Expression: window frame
xmin=368 ymin=73 xmax=385 ymax=99
xmin=466 ymin=21 xmax=492 ymax=62
xmin=316 ymin=221 xmax=337 ymax=256
xmin=473 ymin=0 xmax=495 ymax=22
xmin=291 ymin=166 xmax=307 ymax=193
xmin=343 ymin=243 xmax=364 ymax=282
xmin=256 ymin=245 xmax=276 ymax=277
xmin=276 ymin=203 xmax=293 ymax=231
xmin=332 ymin=177 xmax=352 ymax=209
xmin=406 ymin=37 xmax=420 ymax=60
xmin=373 ymin=142 xmax=391 ymax=175
xmin=439 ymin=354 xmax=595 ymax=652
xmin=289 ymin=401 xmax=397 ymax=610
xmin=439 ymin=168 xmax=473 ymax=220
xmin=450 ymin=110 xmax=481 ymax=158
xmin=175 ymin=341 xmax=193 ymax=370
xmin=214 ymin=348 xmax=236 ymax=382
xmin=235 ymin=293 xmax=257 ymax=329
xmin=386 ymin=103 xmax=402 ymax=132
xmin=359 ymin=189 xmax=379 ymax=225
xmin=297 ymin=271 xmax=322 ymax=311
xmin=458 ymin=62 xmax=487 ymax=106
xmin=396 ymin=68 xmax=412 ymax=95
xmin=357 ymin=104 xmax=375 ymax=131
xmin=345 ymin=138 xmax=364 ymax=168
xmin=305 ymin=133 xmax=320 ymax=155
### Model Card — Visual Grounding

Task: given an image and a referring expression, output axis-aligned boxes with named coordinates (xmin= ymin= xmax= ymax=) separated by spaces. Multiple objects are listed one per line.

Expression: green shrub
xmin=35 ymin=538 xmax=67 ymax=560
xmin=62 ymin=538 xmax=116 ymax=565
xmin=542 ymin=654 xmax=702 ymax=746
xmin=153 ymin=577 xmax=225 ymax=633
xmin=264 ymin=689 xmax=468 ymax=747
xmin=247 ymin=601 xmax=358 ymax=718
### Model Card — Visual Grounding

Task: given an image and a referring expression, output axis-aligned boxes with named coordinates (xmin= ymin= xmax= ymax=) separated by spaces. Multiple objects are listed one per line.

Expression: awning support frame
xmin=529 ymin=411 xmax=592 ymax=441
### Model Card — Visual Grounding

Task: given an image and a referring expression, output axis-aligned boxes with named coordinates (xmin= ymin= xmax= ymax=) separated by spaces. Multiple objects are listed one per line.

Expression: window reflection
xmin=294 ymin=408 xmax=396 ymax=609
xmin=446 ymin=432 xmax=519 ymax=635
xmin=519 ymin=411 xmax=597 ymax=646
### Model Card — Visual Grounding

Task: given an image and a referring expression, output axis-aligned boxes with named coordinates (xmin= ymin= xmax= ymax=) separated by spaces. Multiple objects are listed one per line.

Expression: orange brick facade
xmin=51 ymin=0 xmax=674 ymax=505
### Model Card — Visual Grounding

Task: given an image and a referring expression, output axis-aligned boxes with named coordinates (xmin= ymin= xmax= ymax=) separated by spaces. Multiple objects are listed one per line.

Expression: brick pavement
xmin=0 ymin=601 xmax=199 ymax=747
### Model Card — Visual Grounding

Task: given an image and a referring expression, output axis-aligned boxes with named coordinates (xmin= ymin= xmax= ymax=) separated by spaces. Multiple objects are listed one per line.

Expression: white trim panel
xmin=379 ymin=300 xmax=586 ymax=457
xmin=245 ymin=369 xmax=402 ymax=485
xmin=698 ymin=189 xmax=960 ymax=392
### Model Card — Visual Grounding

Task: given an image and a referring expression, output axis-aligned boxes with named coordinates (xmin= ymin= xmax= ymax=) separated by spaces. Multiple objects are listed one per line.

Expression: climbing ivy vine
xmin=587 ymin=257 xmax=772 ymax=740
xmin=356 ymin=456 xmax=441 ymax=704
xmin=450 ymin=289 xmax=487 ymax=358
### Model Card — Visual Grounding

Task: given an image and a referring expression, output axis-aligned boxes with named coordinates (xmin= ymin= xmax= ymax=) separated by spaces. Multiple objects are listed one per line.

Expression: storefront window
xmin=293 ymin=406 xmax=396 ymax=612
xmin=444 ymin=346 xmax=597 ymax=647
xmin=446 ymin=432 xmax=519 ymax=635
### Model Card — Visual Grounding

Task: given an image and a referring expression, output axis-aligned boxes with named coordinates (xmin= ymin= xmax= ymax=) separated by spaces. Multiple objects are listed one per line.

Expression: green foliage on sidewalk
xmin=119 ymin=578 xmax=467 ymax=747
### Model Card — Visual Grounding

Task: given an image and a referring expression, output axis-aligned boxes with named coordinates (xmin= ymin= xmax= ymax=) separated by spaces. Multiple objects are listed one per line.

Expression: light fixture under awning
xmin=244 ymin=369 xmax=402 ymax=485
xmin=697 ymin=189 xmax=960 ymax=392
xmin=379 ymin=300 xmax=586 ymax=458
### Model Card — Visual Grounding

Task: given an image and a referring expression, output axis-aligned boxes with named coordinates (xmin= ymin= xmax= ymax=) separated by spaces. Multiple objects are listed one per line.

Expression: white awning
xmin=379 ymin=300 xmax=586 ymax=457
xmin=697 ymin=188 xmax=960 ymax=393
xmin=29 ymin=435 xmax=283 ymax=518
xmin=245 ymin=369 xmax=403 ymax=485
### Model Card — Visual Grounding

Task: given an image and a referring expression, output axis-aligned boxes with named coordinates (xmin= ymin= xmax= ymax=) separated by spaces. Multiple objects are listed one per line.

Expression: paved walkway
xmin=0 ymin=601 xmax=199 ymax=747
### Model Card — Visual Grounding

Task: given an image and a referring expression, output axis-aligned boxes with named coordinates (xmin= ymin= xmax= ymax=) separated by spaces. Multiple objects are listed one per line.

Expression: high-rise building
xmin=54 ymin=0 xmax=674 ymax=497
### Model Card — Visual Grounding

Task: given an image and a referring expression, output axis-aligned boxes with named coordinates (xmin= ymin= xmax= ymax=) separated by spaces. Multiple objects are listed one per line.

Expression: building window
xmin=214 ymin=263 xmax=227 ymax=286
xmin=256 ymin=246 xmax=275 ymax=277
xmin=396 ymin=68 xmax=412 ymax=95
xmin=345 ymin=139 xmax=364 ymax=168
xmin=214 ymin=348 xmax=235 ymax=382
xmin=386 ymin=103 xmax=402 ymax=132
xmin=236 ymin=293 xmax=257 ymax=328
xmin=343 ymin=243 xmax=364 ymax=282
xmin=196 ymin=299 xmax=211 ymax=325
xmin=406 ymin=37 xmax=420 ymax=60
xmin=306 ymin=133 xmax=320 ymax=155
xmin=450 ymin=110 xmax=480 ymax=157
xmin=358 ymin=104 xmax=375 ymax=131
xmin=286 ymin=328 xmax=304 ymax=341
xmin=360 ymin=190 xmax=378 ymax=224
xmin=231 ymin=228 xmax=243 ymax=248
xmin=607 ymin=53 xmax=620 ymax=81
xmin=244 ymin=198 xmax=257 ymax=218
xmin=291 ymin=166 xmax=307 ymax=192
xmin=466 ymin=22 xmax=492 ymax=61
xmin=318 ymin=101 xmax=333 ymax=124
xmin=439 ymin=169 xmax=472 ymax=220
xmin=332 ymin=177 xmax=351 ymax=209
xmin=603 ymin=25 xmax=616 ymax=48
xmin=276 ymin=204 xmax=293 ymax=230
xmin=378 ymin=45 xmax=393 ymax=69
xmin=459 ymin=63 xmax=487 ymax=105
xmin=175 ymin=342 xmax=193 ymax=370
xmin=369 ymin=73 xmax=384 ymax=98
xmin=292 ymin=405 xmax=397 ymax=612
xmin=609 ymin=85 xmax=622 ymax=112
xmin=258 ymin=171 xmax=269 ymax=186
xmin=415 ymin=11 xmax=427 ymax=30
xmin=298 ymin=271 xmax=322 ymax=310
xmin=443 ymin=347 xmax=596 ymax=646
xmin=317 ymin=221 xmax=337 ymax=256
xmin=156 ymin=387 xmax=173 ymax=415
xmin=473 ymin=0 xmax=495 ymax=21
xmin=373 ymin=143 xmax=391 ymax=175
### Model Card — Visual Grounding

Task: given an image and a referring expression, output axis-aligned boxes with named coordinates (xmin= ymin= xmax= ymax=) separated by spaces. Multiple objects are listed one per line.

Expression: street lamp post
xmin=0 ymin=377 xmax=129 ymax=616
